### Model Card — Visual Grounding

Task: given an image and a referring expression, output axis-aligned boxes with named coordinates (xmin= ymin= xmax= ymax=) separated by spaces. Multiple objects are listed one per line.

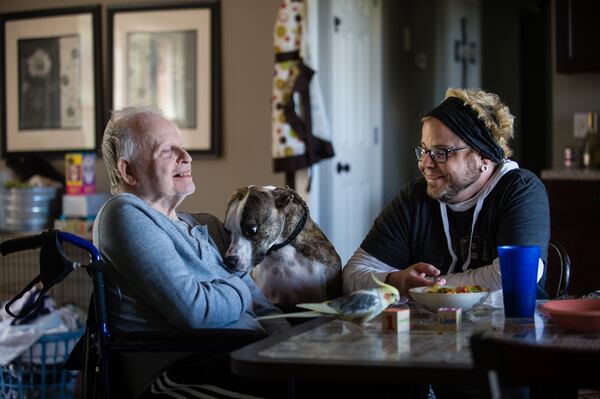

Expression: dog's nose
xmin=224 ymin=255 xmax=239 ymax=268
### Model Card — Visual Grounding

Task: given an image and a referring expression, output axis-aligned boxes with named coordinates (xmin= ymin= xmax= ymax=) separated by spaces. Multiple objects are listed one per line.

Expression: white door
xmin=325 ymin=0 xmax=382 ymax=265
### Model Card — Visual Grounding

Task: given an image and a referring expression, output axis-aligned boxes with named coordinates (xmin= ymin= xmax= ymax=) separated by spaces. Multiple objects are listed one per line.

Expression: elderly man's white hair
xmin=102 ymin=106 xmax=164 ymax=194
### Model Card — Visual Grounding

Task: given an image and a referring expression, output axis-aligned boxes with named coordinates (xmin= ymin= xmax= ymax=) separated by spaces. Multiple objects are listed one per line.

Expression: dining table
xmin=230 ymin=301 xmax=600 ymax=386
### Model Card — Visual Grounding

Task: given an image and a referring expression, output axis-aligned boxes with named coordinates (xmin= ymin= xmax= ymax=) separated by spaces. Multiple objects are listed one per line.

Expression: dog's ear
xmin=274 ymin=189 xmax=294 ymax=209
xmin=227 ymin=187 xmax=248 ymax=207
xmin=225 ymin=187 xmax=249 ymax=219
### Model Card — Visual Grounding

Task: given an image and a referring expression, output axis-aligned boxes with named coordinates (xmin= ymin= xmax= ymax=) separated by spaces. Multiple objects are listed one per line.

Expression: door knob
xmin=336 ymin=162 xmax=350 ymax=174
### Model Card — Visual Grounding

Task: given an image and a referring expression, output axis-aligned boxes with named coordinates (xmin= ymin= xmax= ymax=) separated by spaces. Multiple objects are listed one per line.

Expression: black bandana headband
xmin=425 ymin=96 xmax=505 ymax=164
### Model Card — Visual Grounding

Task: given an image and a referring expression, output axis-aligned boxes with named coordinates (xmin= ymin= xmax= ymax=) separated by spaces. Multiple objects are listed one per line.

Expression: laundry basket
xmin=0 ymin=329 xmax=83 ymax=399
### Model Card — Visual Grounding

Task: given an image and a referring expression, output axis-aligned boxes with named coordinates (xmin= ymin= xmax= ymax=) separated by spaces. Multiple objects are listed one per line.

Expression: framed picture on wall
xmin=0 ymin=6 xmax=101 ymax=157
xmin=108 ymin=1 xmax=221 ymax=156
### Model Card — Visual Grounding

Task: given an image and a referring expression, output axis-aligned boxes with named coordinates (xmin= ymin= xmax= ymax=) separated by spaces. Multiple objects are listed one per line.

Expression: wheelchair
xmin=1 ymin=229 xmax=265 ymax=398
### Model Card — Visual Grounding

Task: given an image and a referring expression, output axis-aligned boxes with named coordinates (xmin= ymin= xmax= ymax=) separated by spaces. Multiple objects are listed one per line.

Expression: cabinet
xmin=543 ymin=177 xmax=600 ymax=296
xmin=556 ymin=0 xmax=600 ymax=73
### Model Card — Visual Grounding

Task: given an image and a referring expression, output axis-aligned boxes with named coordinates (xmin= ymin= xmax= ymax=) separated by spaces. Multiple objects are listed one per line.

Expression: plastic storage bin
xmin=0 ymin=329 xmax=83 ymax=399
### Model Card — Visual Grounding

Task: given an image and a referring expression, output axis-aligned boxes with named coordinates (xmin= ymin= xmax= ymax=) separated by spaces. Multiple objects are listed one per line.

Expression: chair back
xmin=545 ymin=238 xmax=571 ymax=298
xmin=190 ymin=212 xmax=231 ymax=256
xmin=470 ymin=332 xmax=599 ymax=399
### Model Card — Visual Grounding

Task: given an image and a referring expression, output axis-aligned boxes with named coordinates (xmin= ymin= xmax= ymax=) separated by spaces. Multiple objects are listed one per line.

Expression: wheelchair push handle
xmin=0 ymin=230 xmax=100 ymax=261
xmin=0 ymin=234 xmax=43 ymax=256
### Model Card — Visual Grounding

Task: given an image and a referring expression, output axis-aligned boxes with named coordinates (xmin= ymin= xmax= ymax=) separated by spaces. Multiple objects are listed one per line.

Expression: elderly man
xmin=343 ymin=88 xmax=550 ymax=301
xmin=95 ymin=107 xmax=286 ymax=398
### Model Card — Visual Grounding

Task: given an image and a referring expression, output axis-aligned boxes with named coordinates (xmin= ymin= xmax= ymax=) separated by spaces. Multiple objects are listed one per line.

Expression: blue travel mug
xmin=498 ymin=245 xmax=540 ymax=318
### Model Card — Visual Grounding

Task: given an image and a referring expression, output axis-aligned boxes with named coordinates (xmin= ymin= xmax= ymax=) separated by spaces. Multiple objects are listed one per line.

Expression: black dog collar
xmin=266 ymin=202 xmax=309 ymax=255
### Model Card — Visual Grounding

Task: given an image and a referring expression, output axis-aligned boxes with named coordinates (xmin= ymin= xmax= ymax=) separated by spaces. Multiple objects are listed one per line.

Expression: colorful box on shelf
xmin=62 ymin=193 xmax=110 ymax=218
xmin=54 ymin=217 xmax=94 ymax=240
xmin=65 ymin=152 xmax=96 ymax=195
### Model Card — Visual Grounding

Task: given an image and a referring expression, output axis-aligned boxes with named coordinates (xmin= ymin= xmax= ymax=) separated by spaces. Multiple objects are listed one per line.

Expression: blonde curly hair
xmin=444 ymin=88 xmax=514 ymax=157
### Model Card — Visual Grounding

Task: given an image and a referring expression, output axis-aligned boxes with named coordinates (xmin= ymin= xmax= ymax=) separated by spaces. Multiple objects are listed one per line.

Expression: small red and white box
xmin=381 ymin=308 xmax=410 ymax=332
xmin=437 ymin=307 xmax=462 ymax=331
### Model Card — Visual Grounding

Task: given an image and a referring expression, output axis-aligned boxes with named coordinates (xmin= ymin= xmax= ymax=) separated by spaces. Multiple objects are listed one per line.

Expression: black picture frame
xmin=108 ymin=1 xmax=221 ymax=156
xmin=0 ymin=6 xmax=102 ymax=158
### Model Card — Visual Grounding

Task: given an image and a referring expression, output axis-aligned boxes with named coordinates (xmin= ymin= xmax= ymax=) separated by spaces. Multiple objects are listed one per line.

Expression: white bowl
xmin=408 ymin=286 xmax=490 ymax=313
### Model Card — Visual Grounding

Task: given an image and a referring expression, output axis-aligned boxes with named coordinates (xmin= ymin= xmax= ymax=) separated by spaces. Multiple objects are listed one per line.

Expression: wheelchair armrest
xmin=108 ymin=329 xmax=267 ymax=354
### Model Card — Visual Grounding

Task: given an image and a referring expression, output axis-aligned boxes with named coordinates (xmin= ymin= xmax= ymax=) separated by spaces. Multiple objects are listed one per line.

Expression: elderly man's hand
xmin=385 ymin=263 xmax=445 ymax=297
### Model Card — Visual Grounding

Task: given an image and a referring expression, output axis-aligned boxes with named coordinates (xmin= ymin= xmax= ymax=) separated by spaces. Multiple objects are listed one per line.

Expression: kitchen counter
xmin=541 ymin=168 xmax=600 ymax=180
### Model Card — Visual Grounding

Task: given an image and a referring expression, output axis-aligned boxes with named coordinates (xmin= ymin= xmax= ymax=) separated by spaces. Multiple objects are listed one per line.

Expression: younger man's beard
xmin=427 ymin=157 xmax=481 ymax=203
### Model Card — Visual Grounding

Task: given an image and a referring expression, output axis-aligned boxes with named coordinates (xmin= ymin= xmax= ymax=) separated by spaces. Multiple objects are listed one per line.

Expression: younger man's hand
xmin=385 ymin=263 xmax=445 ymax=297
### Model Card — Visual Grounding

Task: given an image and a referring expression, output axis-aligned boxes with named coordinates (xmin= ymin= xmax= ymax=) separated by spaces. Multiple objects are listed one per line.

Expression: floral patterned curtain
xmin=271 ymin=0 xmax=334 ymax=186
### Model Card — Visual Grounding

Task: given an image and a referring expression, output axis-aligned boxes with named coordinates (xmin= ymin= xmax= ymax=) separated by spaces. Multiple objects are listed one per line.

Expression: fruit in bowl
xmin=409 ymin=285 xmax=490 ymax=312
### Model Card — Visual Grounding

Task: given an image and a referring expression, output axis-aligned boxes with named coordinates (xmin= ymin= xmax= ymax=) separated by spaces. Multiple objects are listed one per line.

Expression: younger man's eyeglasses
xmin=414 ymin=146 xmax=470 ymax=163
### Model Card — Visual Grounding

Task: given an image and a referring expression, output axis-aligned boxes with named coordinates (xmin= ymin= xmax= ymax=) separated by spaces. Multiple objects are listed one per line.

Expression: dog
xmin=223 ymin=186 xmax=342 ymax=304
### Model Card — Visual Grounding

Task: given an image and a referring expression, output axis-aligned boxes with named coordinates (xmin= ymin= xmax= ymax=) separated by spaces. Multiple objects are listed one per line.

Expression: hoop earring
xmin=480 ymin=164 xmax=489 ymax=173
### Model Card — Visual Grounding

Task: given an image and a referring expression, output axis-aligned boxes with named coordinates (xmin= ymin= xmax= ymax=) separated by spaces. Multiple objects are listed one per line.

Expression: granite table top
xmin=231 ymin=302 xmax=600 ymax=384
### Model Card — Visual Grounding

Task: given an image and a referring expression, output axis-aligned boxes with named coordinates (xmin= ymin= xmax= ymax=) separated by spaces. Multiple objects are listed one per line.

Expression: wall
xmin=381 ymin=0 xmax=411 ymax=203
xmin=482 ymin=0 xmax=600 ymax=170
xmin=552 ymin=74 xmax=600 ymax=167
xmin=550 ymin=0 xmax=600 ymax=168
xmin=0 ymin=0 xmax=283 ymax=219
xmin=480 ymin=0 xmax=522 ymax=161
xmin=385 ymin=0 xmax=600 ymax=178
xmin=381 ymin=0 xmax=486 ymax=203
xmin=381 ymin=0 xmax=436 ymax=204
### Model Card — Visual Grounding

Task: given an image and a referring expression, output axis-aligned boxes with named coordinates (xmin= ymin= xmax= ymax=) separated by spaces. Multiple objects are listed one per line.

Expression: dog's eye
xmin=243 ymin=225 xmax=258 ymax=236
